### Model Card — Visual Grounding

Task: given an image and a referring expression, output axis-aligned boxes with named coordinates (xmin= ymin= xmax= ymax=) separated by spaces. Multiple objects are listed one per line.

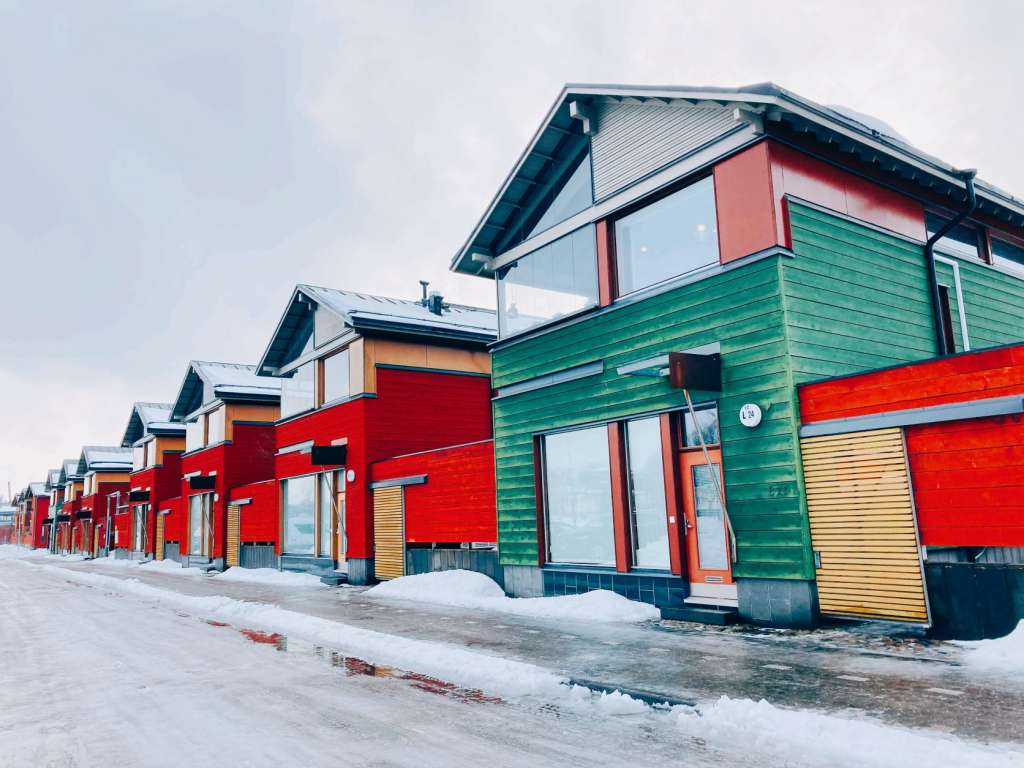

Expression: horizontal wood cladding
xmin=370 ymin=440 xmax=496 ymax=545
xmin=907 ymin=413 xmax=1024 ymax=547
xmin=800 ymin=344 xmax=1024 ymax=423
xmin=230 ymin=479 xmax=280 ymax=550
xmin=492 ymin=257 xmax=814 ymax=579
xmin=784 ymin=203 xmax=1024 ymax=389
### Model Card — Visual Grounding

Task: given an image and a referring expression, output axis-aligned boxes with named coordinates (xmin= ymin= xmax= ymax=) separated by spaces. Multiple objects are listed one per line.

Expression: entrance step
xmin=660 ymin=605 xmax=739 ymax=625
xmin=320 ymin=573 xmax=349 ymax=587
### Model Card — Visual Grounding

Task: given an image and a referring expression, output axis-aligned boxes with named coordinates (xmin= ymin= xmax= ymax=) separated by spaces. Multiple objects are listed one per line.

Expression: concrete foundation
xmin=502 ymin=564 xmax=544 ymax=598
xmin=347 ymin=557 xmax=374 ymax=585
xmin=737 ymin=577 xmax=819 ymax=628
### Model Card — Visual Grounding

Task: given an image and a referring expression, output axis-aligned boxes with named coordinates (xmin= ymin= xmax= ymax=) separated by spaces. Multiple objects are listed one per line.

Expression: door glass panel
xmin=189 ymin=495 xmax=204 ymax=555
xmin=625 ymin=417 xmax=670 ymax=570
xmin=318 ymin=473 xmax=333 ymax=557
xmin=282 ymin=475 xmax=315 ymax=555
xmin=544 ymin=426 xmax=615 ymax=566
xmin=691 ymin=463 xmax=727 ymax=570
xmin=336 ymin=471 xmax=347 ymax=566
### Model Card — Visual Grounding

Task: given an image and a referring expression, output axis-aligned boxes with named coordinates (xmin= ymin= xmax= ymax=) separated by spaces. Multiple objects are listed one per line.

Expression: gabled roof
xmin=77 ymin=446 xmax=133 ymax=475
xmin=170 ymin=360 xmax=282 ymax=422
xmin=257 ymin=284 xmax=496 ymax=375
xmin=452 ymin=81 xmax=1024 ymax=275
xmin=120 ymin=401 xmax=184 ymax=447
xmin=28 ymin=482 xmax=46 ymax=497
xmin=59 ymin=458 xmax=81 ymax=484
xmin=45 ymin=468 xmax=62 ymax=490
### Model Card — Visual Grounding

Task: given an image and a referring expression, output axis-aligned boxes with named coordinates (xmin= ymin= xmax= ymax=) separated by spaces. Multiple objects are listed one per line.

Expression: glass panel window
xmin=133 ymin=503 xmax=148 ymax=551
xmin=132 ymin=445 xmax=145 ymax=472
xmin=280 ymin=363 xmax=315 ymax=419
xmin=322 ymin=349 xmax=350 ymax=404
xmin=318 ymin=473 xmax=334 ymax=557
xmin=544 ymin=425 xmax=615 ymax=565
xmin=683 ymin=406 xmax=720 ymax=448
xmin=282 ymin=474 xmax=315 ymax=555
xmin=692 ymin=464 xmax=728 ymax=570
xmin=497 ymin=226 xmax=598 ymax=337
xmin=993 ymin=238 xmax=1024 ymax=274
xmin=625 ymin=417 xmax=670 ymax=570
xmin=614 ymin=176 xmax=719 ymax=295
xmin=528 ymin=152 xmax=593 ymax=238
xmin=206 ymin=407 xmax=225 ymax=445
xmin=314 ymin=305 xmax=346 ymax=348
xmin=188 ymin=494 xmax=211 ymax=557
xmin=185 ymin=415 xmax=206 ymax=452
xmin=926 ymin=212 xmax=980 ymax=260
xmin=146 ymin=440 xmax=158 ymax=468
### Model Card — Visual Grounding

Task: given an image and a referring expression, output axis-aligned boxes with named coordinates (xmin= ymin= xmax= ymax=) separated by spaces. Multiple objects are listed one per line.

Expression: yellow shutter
xmin=801 ymin=428 xmax=929 ymax=624
xmin=226 ymin=504 xmax=241 ymax=567
xmin=156 ymin=514 xmax=166 ymax=561
xmin=372 ymin=487 xmax=405 ymax=580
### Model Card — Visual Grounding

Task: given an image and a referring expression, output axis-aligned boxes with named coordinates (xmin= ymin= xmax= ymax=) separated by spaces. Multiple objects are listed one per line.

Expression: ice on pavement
xmin=366 ymin=569 xmax=660 ymax=623
xmin=956 ymin=620 xmax=1024 ymax=674
xmin=213 ymin=566 xmax=326 ymax=588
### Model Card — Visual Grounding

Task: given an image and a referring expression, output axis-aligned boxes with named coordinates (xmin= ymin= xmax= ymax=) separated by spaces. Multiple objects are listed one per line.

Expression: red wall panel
xmin=800 ymin=345 xmax=1024 ymax=423
xmin=230 ymin=479 xmax=279 ymax=549
xmin=714 ymin=142 xmax=779 ymax=263
xmin=370 ymin=440 xmax=496 ymax=544
xmin=907 ymin=413 xmax=1024 ymax=547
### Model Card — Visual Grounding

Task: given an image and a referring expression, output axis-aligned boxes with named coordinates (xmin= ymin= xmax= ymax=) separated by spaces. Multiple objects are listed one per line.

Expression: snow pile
xmin=213 ymin=567 xmax=326 ymax=589
xmin=955 ymin=620 xmax=1024 ymax=674
xmin=677 ymin=696 xmax=1024 ymax=768
xmin=367 ymin=569 xmax=659 ymax=623
xmin=141 ymin=559 xmax=203 ymax=575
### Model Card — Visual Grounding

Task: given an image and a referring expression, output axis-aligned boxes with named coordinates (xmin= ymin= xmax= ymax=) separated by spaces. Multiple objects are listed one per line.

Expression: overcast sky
xmin=2 ymin=0 xmax=1021 ymax=497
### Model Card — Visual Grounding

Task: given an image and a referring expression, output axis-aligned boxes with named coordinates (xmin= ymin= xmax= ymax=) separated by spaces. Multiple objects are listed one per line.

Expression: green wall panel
xmin=492 ymin=257 xmax=814 ymax=580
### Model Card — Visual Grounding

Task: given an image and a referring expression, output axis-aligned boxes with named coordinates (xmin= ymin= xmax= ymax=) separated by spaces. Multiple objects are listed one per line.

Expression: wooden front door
xmin=226 ymin=504 xmax=241 ymax=567
xmin=679 ymin=448 xmax=733 ymax=586
xmin=156 ymin=514 xmax=166 ymax=561
xmin=372 ymin=486 xmax=404 ymax=580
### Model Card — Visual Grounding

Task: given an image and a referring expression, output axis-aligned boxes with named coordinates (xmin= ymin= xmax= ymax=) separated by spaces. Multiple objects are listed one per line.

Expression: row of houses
xmin=10 ymin=82 xmax=1024 ymax=639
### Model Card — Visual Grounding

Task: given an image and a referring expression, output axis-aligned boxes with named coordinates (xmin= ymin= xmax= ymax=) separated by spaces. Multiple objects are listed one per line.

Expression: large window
xmin=188 ymin=493 xmax=213 ymax=557
xmin=543 ymin=425 xmax=615 ymax=565
xmin=497 ymin=226 xmax=598 ymax=337
xmin=625 ymin=417 xmax=670 ymax=570
xmin=528 ymin=152 xmax=593 ymax=239
xmin=614 ymin=176 xmax=719 ymax=295
xmin=206 ymin=406 xmax=226 ymax=445
xmin=280 ymin=362 xmax=315 ymax=419
xmin=993 ymin=237 xmax=1024 ymax=275
xmin=282 ymin=474 xmax=316 ymax=555
xmin=322 ymin=349 xmax=350 ymax=404
xmin=926 ymin=212 xmax=980 ymax=260
xmin=319 ymin=473 xmax=334 ymax=557
xmin=185 ymin=415 xmax=206 ymax=453
xmin=132 ymin=503 xmax=148 ymax=552
xmin=132 ymin=445 xmax=145 ymax=471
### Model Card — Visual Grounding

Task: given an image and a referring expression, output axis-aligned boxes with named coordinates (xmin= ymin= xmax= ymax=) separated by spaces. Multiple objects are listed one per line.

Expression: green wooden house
xmin=450 ymin=83 xmax=1024 ymax=627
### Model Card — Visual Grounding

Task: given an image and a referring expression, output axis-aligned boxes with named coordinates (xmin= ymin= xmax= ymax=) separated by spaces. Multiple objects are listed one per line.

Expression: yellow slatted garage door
xmin=373 ymin=487 xmax=405 ymax=580
xmin=156 ymin=514 xmax=166 ymax=561
xmin=226 ymin=504 xmax=241 ymax=567
xmin=801 ymin=428 xmax=929 ymax=624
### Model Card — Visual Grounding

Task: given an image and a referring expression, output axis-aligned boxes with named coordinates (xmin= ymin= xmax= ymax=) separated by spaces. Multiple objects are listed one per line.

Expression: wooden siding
xmin=372 ymin=487 xmax=405 ymax=579
xmin=784 ymin=202 xmax=1024 ymax=386
xmin=801 ymin=428 xmax=929 ymax=623
xmin=492 ymin=256 xmax=814 ymax=579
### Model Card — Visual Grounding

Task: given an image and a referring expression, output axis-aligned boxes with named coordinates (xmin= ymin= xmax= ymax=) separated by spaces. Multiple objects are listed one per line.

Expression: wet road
xmin=38 ymin=557 xmax=1024 ymax=745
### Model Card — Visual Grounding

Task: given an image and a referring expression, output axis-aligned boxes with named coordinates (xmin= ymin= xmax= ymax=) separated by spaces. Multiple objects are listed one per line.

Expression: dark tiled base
xmin=543 ymin=567 xmax=688 ymax=608
xmin=279 ymin=555 xmax=337 ymax=578
xmin=347 ymin=557 xmax=374 ymax=585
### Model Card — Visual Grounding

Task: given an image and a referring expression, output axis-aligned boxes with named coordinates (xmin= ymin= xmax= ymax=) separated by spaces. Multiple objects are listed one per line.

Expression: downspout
xmin=925 ymin=169 xmax=977 ymax=355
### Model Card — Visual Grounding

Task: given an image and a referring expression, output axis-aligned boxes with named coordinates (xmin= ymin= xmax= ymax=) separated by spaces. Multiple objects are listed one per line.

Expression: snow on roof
xmin=61 ymin=459 xmax=81 ymax=482
xmin=302 ymin=284 xmax=496 ymax=335
xmin=78 ymin=446 xmax=133 ymax=474
xmin=121 ymin=401 xmax=185 ymax=446
xmin=28 ymin=482 xmax=46 ymax=496
xmin=170 ymin=360 xmax=282 ymax=421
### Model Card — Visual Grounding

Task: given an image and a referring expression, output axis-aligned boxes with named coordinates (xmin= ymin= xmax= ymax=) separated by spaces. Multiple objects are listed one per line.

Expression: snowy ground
xmin=1 ymin=546 xmax=1022 ymax=768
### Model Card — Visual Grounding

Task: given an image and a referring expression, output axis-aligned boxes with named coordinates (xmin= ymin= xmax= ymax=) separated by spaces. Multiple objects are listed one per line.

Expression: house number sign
xmin=739 ymin=403 xmax=762 ymax=428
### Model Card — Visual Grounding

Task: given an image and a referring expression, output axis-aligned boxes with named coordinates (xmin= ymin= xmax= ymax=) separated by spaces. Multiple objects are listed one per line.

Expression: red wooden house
xmin=117 ymin=402 xmax=186 ymax=560
xmin=168 ymin=360 xmax=281 ymax=569
xmin=55 ymin=459 xmax=83 ymax=554
xmin=255 ymin=284 xmax=495 ymax=584
xmin=798 ymin=343 xmax=1024 ymax=637
xmin=14 ymin=482 xmax=48 ymax=549
xmin=74 ymin=446 xmax=132 ymax=557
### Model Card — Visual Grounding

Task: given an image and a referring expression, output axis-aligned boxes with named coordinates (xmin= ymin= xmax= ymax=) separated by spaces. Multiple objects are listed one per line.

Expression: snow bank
xmin=677 ymin=696 xmax=1023 ymax=768
xmin=212 ymin=567 xmax=326 ymax=589
xmin=0 ymin=545 xmax=33 ymax=560
xmin=366 ymin=569 xmax=659 ymax=623
xmin=955 ymin=620 xmax=1024 ymax=674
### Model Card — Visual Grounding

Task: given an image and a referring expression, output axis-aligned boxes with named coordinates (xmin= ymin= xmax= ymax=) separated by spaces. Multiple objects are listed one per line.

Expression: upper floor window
xmin=322 ymin=349 xmax=350 ymax=405
xmin=280 ymin=361 xmax=316 ymax=419
xmin=146 ymin=440 xmax=158 ymax=468
xmin=185 ymin=414 xmax=206 ymax=453
xmin=993 ymin=237 xmax=1024 ymax=275
xmin=528 ymin=151 xmax=593 ymax=239
xmin=132 ymin=445 xmax=145 ymax=471
xmin=614 ymin=176 xmax=719 ymax=296
xmin=206 ymin=406 xmax=226 ymax=445
xmin=497 ymin=226 xmax=598 ymax=338
xmin=926 ymin=212 xmax=981 ymax=260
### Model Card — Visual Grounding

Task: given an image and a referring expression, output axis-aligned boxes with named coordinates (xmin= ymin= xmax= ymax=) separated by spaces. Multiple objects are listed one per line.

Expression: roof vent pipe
xmin=418 ymin=280 xmax=430 ymax=306
xmin=925 ymin=169 xmax=977 ymax=356
xmin=427 ymin=291 xmax=447 ymax=316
